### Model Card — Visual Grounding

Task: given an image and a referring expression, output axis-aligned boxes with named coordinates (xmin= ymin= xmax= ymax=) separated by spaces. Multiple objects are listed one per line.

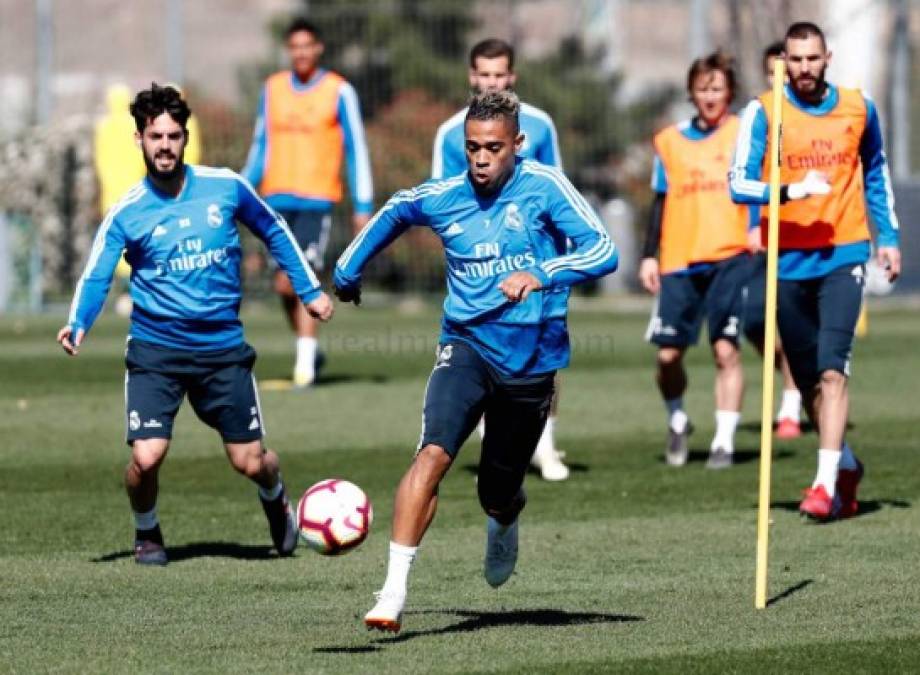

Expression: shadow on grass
xmin=313 ymin=607 xmax=643 ymax=653
xmin=670 ymin=448 xmax=795 ymax=466
xmin=767 ymin=579 xmax=813 ymax=607
xmin=460 ymin=462 xmax=591 ymax=477
xmin=766 ymin=499 xmax=911 ymax=521
xmin=91 ymin=541 xmax=276 ymax=563
xmin=738 ymin=420 xmax=820 ymax=434
xmin=378 ymin=607 xmax=642 ymax=645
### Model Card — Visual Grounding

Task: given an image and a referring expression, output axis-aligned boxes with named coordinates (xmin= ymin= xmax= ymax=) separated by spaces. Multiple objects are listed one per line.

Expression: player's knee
xmin=712 ymin=340 xmax=740 ymax=368
xmin=819 ymin=369 xmax=847 ymax=391
xmin=412 ymin=444 xmax=452 ymax=483
xmin=478 ymin=484 xmax=526 ymax=524
xmin=657 ymin=347 xmax=683 ymax=368
xmin=130 ymin=439 xmax=168 ymax=474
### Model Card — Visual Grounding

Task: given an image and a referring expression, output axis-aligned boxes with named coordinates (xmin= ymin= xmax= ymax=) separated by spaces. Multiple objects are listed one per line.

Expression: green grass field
xmin=1 ymin=301 xmax=919 ymax=673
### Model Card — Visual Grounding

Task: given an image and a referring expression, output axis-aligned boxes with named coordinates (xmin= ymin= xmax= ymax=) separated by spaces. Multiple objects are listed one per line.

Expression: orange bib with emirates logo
xmin=758 ymin=87 xmax=869 ymax=249
xmin=654 ymin=116 xmax=749 ymax=274
xmin=261 ymin=71 xmax=345 ymax=201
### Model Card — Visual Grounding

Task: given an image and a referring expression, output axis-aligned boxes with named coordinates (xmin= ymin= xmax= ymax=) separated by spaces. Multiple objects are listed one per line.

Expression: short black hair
xmin=129 ymin=82 xmax=191 ymax=133
xmin=686 ymin=50 xmax=736 ymax=102
xmin=286 ymin=16 xmax=321 ymax=41
xmin=469 ymin=38 xmax=515 ymax=70
xmin=465 ymin=89 xmax=520 ymax=135
xmin=760 ymin=40 xmax=786 ymax=72
xmin=785 ymin=21 xmax=826 ymax=50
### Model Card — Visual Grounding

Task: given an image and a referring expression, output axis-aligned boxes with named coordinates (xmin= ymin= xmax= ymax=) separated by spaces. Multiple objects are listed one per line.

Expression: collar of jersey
xmin=144 ymin=164 xmax=193 ymax=201
xmin=464 ymin=156 xmax=524 ymax=203
xmin=783 ymin=82 xmax=839 ymax=116
xmin=289 ymin=68 xmax=328 ymax=93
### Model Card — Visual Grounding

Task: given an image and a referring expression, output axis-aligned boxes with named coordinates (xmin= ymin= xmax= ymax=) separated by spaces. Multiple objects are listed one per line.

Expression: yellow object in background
xmin=855 ymin=303 xmax=868 ymax=337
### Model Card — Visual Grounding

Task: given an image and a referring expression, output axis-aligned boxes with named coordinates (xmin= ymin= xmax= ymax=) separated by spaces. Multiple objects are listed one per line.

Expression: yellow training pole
xmin=755 ymin=58 xmax=785 ymax=610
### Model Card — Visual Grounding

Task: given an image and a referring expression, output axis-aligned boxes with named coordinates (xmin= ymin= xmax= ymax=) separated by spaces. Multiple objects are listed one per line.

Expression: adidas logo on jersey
xmin=445 ymin=222 xmax=464 ymax=236
xmin=152 ymin=225 xmax=168 ymax=237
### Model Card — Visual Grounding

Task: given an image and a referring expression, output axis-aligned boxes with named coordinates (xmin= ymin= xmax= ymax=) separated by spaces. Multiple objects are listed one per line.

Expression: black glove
xmin=334 ymin=284 xmax=362 ymax=306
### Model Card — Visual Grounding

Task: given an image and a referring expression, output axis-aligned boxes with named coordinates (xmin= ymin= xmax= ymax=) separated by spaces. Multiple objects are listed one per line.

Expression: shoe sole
xmin=365 ymin=617 xmax=401 ymax=633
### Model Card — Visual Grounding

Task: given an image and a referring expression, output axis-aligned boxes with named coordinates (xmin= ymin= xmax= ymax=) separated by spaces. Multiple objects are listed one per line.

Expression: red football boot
xmin=836 ymin=458 xmax=864 ymax=519
xmin=799 ymin=484 xmax=841 ymax=521
xmin=775 ymin=417 xmax=802 ymax=439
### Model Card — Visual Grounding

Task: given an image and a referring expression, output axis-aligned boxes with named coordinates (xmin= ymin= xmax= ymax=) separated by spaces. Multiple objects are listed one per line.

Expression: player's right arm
xmin=333 ymin=189 xmax=422 ymax=303
xmin=241 ymin=88 xmax=268 ymax=188
xmin=59 ymin=210 xmax=128 ymax=355
xmin=638 ymin=154 xmax=667 ymax=294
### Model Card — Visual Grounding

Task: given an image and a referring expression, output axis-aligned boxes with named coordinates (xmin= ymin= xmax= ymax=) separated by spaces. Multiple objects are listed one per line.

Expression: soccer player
xmin=730 ymin=22 xmax=901 ymax=520
xmin=58 ymin=83 xmax=334 ymax=565
xmin=640 ymin=52 xmax=750 ymax=469
xmin=335 ymin=90 xmax=617 ymax=632
xmin=432 ymin=38 xmax=568 ymax=481
xmin=743 ymin=40 xmax=803 ymax=439
xmin=243 ymin=17 xmax=373 ymax=387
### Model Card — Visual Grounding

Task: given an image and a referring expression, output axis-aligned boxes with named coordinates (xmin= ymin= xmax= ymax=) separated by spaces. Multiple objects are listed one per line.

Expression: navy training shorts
xmin=276 ymin=209 xmax=333 ymax=271
xmin=777 ymin=263 xmax=865 ymax=392
xmin=124 ymin=338 xmax=265 ymax=445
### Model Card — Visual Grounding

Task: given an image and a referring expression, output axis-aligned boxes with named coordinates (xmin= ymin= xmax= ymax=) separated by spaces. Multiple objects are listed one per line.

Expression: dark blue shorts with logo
xmin=777 ymin=263 xmax=865 ymax=392
xmin=418 ymin=340 xmax=555 ymax=513
xmin=276 ymin=209 xmax=333 ymax=271
xmin=647 ymin=253 xmax=749 ymax=348
xmin=124 ymin=338 xmax=264 ymax=445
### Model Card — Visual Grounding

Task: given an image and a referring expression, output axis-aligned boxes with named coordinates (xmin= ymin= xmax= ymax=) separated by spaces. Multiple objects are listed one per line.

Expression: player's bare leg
xmin=656 ymin=346 xmax=691 ymax=466
xmin=751 ymin=334 xmax=802 ymax=437
xmin=366 ymin=444 xmax=452 ymax=632
xmin=125 ymin=438 xmax=169 ymax=565
xmin=225 ymin=441 xmax=297 ymax=556
xmin=799 ymin=370 xmax=858 ymax=519
xmin=276 ymin=270 xmax=319 ymax=387
xmin=708 ymin=339 xmax=742 ymax=468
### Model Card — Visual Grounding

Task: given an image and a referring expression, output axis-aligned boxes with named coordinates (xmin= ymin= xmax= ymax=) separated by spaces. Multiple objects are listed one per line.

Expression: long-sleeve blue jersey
xmin=68 ymin=165 xmax=322 ymax=350
xmin=335 ymin=158 xmax=618 ymax=376
xmin=730 ymin=83 xmax=900 ymax=280
xmin=431 ymin=102 xmax=562 ymax=179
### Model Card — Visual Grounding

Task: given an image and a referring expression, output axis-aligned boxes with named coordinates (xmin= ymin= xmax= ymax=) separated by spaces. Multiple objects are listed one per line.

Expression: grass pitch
xmin=1 ymin=300 xmax=918 ymax=673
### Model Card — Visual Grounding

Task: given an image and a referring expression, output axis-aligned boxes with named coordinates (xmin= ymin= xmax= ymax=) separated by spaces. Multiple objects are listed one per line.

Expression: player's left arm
xmin=528 ymin=167 xmax=619 ymax=290
xmin=860 ymin=95 xmax=901 ymax=281
xmin=234 ymin=174 xmax=328 ymax=315
xmin=337 ymin=82 xmax=375 ymax=225
xmin=333 ymin=190 xmax=421 ymax=303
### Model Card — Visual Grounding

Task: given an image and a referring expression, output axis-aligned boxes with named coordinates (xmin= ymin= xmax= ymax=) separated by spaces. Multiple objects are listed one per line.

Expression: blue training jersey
xmin=335 ymin=158 xmax=618 ymax=376
xmin=729 ymin=83 xmax=900 ymax=280
xmin=68 ymin=165 xmax=322 ymax=351
xmin=431 ymin=101 xmax=562 ymax=179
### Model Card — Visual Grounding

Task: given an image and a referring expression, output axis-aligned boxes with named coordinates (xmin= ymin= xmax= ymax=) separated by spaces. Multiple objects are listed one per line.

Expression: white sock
xmin=813 ymin=448 xmax=841 ymax=495
xmin=534 ymin=416 xmax=556 ymax=459
xmin=665 ymin=399 xmax=687 ymax=433
xmin=839 ymin=442 xmax=859 ymax=471
xmin=295 ymin=337 xmax=318 ymax=373
xmin=711 ymin=410 xmax=740 ymax=453
xmin=380 ymin=542 xmax=417 ymax=597
xmin=777 ymin=389 xmax=802 ymax=422
xmin=258 ymin=477 xmax=283 ymax=501
xmin=133 ymin=506 xmax=159 ymax=531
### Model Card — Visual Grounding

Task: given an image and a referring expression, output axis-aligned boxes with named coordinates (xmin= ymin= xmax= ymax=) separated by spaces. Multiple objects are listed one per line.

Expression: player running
xmin=432 ymin=37 xmax=569 ymax=481
xmin=58 ymin=83 xmax=334 ymax=565
xmin=243 ymin=17 xmax=373 ymax=387
xmin=742 ymin=40 xmax=803 ymax=439
xmin=730 ymin=22 xmax=901 ymax=520
xmin=336 ymin=90 xmax=617 ymax=632
xmin=640 ymin=52 xmax=750 ymax=469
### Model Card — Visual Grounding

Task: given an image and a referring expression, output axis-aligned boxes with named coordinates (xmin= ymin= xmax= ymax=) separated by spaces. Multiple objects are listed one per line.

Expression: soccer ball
xmin=297 ymin=479 xmax=373 ymax=555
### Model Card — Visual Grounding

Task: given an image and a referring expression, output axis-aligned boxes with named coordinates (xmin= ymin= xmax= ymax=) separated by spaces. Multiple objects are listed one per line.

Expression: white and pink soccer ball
xmin=297 ymin=479 xmax=373 ymax=555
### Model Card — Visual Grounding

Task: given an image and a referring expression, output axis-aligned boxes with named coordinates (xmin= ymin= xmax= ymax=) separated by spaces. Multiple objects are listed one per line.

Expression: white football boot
xmin=364 ymin=590 xmax=406 ymax=633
